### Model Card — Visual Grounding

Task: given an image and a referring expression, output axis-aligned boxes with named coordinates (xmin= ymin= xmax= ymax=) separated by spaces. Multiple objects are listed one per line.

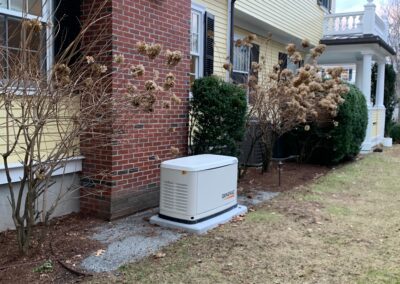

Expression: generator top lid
xmin=161 ymin=154 xmax=238 ymax=172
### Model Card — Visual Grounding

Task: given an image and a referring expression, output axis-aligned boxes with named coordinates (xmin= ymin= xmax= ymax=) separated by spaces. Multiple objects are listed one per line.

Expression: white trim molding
xmin=0 ymin=156 xmax=84 ymax=185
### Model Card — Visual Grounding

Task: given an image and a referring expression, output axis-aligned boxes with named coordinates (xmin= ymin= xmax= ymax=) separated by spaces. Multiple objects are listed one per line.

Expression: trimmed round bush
xmin=190 ymin=76 xmax=247 ymax=157
xmin=293 ymin=84 xmax=368 ymax=164
xmin=389 ymin=124 xmax=400 ymax=143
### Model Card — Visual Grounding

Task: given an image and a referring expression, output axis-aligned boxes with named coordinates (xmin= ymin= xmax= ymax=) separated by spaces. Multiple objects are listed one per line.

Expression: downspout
xmin=226 ymin=0 xmax=236 ymax=81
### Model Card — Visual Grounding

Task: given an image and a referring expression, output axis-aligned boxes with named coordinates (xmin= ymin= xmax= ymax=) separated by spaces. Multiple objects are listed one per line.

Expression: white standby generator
xmin=150 ymin=154 xmax=247 ymax=234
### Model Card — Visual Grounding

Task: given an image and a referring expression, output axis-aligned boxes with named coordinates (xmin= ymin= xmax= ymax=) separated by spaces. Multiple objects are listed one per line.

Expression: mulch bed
xmin=0 ymin=213 xmax=104 ymax=284
xmin=239 ymin=161 xmax=331 ymax=194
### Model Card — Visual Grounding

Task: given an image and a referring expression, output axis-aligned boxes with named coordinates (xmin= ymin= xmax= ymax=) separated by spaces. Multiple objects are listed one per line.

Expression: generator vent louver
xmin=161 ymin=180 xmax=189 ymax=213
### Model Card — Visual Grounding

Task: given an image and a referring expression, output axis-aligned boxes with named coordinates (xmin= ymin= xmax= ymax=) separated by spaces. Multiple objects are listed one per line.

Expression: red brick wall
xmin=80 ymin=0 xmax=191 ymax=219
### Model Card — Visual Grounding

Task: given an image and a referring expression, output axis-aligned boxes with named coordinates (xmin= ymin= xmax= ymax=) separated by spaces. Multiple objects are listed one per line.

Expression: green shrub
xmin=389 ymin=124 xmax=400 ymax=143
xmin=293 ymin=84 xmax=368 ymax=164
xmin=190 ymin=76 xmax=247 ymax=157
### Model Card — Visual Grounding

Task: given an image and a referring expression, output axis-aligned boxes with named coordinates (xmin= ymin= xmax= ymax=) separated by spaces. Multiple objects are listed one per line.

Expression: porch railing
xmin=323 ymin=0 xmax=389 ymax=42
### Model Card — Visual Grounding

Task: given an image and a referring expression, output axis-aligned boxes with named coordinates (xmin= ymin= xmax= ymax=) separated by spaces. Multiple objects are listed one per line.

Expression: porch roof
xmin=320 ymin=34 xmax=395 ymax=56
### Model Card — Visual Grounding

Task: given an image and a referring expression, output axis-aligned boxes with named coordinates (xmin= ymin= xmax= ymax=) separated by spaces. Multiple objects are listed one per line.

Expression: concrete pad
xmin=150 ymin=205 xmax=248 ymax=234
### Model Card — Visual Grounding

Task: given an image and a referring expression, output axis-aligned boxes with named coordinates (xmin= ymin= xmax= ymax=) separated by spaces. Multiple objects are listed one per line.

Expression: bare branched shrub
xmin=0 ymin=1 xmax=182 ymax=254
xmin=236 ymin=37 xmax=349 ymax=172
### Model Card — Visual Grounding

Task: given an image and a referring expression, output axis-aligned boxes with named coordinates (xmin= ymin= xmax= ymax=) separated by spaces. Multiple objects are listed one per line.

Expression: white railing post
xmin=382 ymin=14 xmax=389 ymax=42
xmin=363 ymin=0 xmax=376 ymax=34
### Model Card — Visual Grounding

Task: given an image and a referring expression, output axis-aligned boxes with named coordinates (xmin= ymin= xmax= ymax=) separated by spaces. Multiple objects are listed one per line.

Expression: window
xmin=0 ymin=0 xmax=51 ymax=79
xmin=232 ymin=35 xmax=250 ymax=84
xmin=318 ymin=0 xmax=332 ymax=11
xmin=190 ymin=7 xmax=204 ymax=88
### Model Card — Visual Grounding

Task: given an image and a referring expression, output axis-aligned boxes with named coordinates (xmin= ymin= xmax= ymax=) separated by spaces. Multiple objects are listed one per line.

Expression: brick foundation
xmin=80 ymin=0 xmax=191 ymax=220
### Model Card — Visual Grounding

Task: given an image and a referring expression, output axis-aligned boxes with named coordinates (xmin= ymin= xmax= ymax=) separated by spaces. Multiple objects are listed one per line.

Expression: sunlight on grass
xmin=246 ymin=211 xmax=282 ymax=223
xmin=326 ymin=205 xmax=352 ymax=216
xmin=358 ymin=269 xmax=400 ymax=284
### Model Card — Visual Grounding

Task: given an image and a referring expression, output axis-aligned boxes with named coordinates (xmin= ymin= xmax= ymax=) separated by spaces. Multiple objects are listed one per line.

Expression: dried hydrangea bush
xmin=236 ymin=35 xmax=349 ymax=172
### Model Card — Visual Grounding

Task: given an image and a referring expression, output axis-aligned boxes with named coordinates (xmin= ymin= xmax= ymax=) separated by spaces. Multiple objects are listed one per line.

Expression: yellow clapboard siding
xmin=235 ymin=0 xmax=324 ymax=46
xmin=0 ymin=98 xmax=80 ymax=164
xmin=194 ymin=0 xmax=229 ymax=78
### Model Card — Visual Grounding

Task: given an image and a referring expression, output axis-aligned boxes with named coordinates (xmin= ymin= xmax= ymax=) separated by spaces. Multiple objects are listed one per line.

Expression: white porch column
xmin=376 ymin=61 xmax=386 ymax=140
xmin=362 ymin=53 xmax=373 ymax=107
xmin=376 ymin=61 xmax=385 ymax=107
xmin=355 ymin=60 xmax=363 ymax=90
xmin=361 ymin=53 xmax=374 ymax=152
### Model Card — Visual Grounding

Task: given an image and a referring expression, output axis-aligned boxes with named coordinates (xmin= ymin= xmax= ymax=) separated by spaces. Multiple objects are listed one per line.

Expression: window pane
xmin=191 ymin=33 xmax=198 ymax=54
xmin=190 ymin=11 xmax=200 ymax=54
xmin=0 ymin=0 xmax=7 ymax=9
xmin=28 ymin=0 xmax=42 ymax=16
xmin=233 ymin=45 xmax=250 ymax=73
xmin=8 ymin=18 xmax=21 ymax=49
xmin=190 ymin=55 xmax=198 ymax=75
xmin=10 ymin=0 xmax=24 ymax=12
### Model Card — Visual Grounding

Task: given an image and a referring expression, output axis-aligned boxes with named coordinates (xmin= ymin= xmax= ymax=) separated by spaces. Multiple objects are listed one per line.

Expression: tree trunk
xmin=261 ymin=131 xmax=276 ymax=173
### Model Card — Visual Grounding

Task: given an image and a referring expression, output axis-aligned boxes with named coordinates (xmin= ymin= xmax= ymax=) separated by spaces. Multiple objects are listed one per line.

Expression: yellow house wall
xmin=193 ymin=0 xmax=228 ymax=78
xmin=0 ymin=100 xmax=79 ymax=165
xmin=235 ymin=0 xmax=325 ymax=46
xmin=371 ymin=109 xmax=379 ymax=138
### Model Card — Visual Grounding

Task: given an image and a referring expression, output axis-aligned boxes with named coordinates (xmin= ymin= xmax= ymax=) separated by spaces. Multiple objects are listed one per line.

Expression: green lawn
xmin=93 ymin=146 xmax=400 ymax=284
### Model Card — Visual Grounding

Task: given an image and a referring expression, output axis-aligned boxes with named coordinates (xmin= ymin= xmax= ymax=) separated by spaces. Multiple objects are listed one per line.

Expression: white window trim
xmin=191 ymin=3 xmax=205 ymax=78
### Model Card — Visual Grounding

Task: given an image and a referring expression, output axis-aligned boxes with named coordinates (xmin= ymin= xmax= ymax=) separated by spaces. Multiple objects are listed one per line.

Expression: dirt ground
xmin=93 ymin=146 xmax=400 ymax=284
xmin=239 ymin=161 xmax=331 ymax=193
xmin=0 ymin=214 xmax=103 ymax=283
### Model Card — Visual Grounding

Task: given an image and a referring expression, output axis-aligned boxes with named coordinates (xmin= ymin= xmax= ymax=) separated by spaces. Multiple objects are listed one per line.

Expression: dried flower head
xmin=165 ymin=50 xmax=182 ymax=66
xmin=113 ymin=54 xmax=125 ymax=64
xmin=286 ymin=43 xmax=296 ymax=56
xmin=130 ymin=64 xmax=145 ymax=77
xmin=145 ymin=80 xmax=159 ymax=92
xmin=235 ymin=39 xmax=243 ymax=47
xmin=136 ymin=41 xmax=147 ymax=55
xmin=126 ymin=84 xmax=138 ymax=94
xmin=223 ymin=62 xmax=233 ymax=72
xmin=333 ymin=121 xmax=339 ymax=127
xmin=86 ymin=56 xmax=95 ymax=64
xmin=163 ymin=101 xmax=171 ymax=109
xmin=146 ymin=43 xmax=162 ymax=59
xmin=163 ymin=72 xmax=176 ymax=91
xmin=301 ymin=38 xmax=310 ymax=49
xmin=100 ymin=65 xmax=107 ymax=74
xmin=290 ymin=52 xmax=302 ymax=64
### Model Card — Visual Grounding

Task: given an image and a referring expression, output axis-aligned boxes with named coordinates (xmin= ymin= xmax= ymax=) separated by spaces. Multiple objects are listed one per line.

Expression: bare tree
xmin=0 ymin=1 xmax=182 ymax=254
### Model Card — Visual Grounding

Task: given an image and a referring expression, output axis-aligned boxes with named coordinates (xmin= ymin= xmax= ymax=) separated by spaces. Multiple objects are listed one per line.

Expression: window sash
xmin=0 ymin=0 xmax=52 ymax=81
xmin=233 ymin=44 xmax=250 ymax=74
xmin=190 ymin=5 xmax=204 ymax=79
